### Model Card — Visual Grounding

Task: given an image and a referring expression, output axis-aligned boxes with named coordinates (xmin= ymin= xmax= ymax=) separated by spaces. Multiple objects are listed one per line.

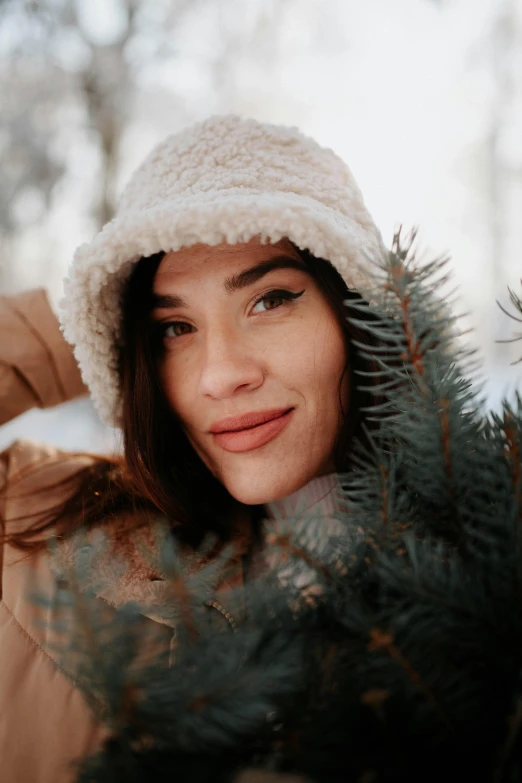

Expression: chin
xmin=221 ymin=469 xmax=308 ymax=507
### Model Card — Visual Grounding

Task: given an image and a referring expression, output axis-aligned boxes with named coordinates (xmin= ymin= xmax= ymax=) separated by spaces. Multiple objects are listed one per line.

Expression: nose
xmin=198 ymin=325 xmax=265 ymax=399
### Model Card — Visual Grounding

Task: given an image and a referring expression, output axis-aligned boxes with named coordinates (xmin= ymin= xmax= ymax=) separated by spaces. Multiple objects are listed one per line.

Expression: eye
xmin=252 ymin=289 xmax=304 ymax=314
xmin=162 ymin=322 xmax=193 ymax=339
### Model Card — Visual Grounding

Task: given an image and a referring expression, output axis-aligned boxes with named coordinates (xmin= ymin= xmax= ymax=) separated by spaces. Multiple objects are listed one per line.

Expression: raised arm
xmin=0 ymin=289 xmax=88 ymax=426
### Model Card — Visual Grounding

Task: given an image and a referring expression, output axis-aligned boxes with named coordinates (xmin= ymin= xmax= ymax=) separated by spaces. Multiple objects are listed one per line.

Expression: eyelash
xmin=158 ymin=288 xmax=305 ymax=341
xmin=252 ymin=288 xmax=305 ymax=312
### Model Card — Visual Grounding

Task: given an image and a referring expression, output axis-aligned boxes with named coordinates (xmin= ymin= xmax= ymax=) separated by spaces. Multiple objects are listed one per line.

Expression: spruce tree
xmin=37 ymin=231 xmax=522 ymax=783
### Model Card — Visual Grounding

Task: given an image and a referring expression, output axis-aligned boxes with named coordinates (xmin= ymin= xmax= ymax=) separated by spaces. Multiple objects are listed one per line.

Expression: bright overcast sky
xmin=1 ymin=0 xmax=521 ymax=450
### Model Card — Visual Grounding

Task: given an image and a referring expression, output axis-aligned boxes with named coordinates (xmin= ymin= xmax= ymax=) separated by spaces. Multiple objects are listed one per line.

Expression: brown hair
xmin=1 ymin=245 xmax=386 ymax=554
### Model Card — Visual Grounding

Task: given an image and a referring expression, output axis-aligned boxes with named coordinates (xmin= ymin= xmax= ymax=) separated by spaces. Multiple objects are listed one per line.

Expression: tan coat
xmin=0 ymin=290 xmax=253 ymax=783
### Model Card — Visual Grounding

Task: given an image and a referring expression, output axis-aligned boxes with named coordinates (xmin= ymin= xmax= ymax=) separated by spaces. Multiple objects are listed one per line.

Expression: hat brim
xmin=61 ymin=190 xmax=385 ymax=427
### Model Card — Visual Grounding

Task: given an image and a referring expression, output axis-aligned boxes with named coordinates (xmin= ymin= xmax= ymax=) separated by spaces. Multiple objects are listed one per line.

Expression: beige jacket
xmin=0 ymin=291 xmax=254 ymax=783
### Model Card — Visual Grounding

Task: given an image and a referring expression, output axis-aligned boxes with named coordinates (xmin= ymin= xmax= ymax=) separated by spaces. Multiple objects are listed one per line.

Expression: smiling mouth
xmin=211 ymin=409 xmax=295 ymax=453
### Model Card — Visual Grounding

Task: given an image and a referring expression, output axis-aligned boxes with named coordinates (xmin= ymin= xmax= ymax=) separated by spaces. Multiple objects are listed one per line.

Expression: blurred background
xmin=1 ymin=0 xmax=521 ymax=453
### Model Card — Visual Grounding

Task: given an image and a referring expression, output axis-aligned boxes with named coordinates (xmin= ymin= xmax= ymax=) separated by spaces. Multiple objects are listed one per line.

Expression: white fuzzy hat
xmin=60 ymin=114 xmax=386 ymax=427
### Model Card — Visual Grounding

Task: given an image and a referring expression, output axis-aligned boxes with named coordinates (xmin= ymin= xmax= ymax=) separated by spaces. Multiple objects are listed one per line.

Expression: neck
xmin=264 ymin=473 xmax=341 ymax=521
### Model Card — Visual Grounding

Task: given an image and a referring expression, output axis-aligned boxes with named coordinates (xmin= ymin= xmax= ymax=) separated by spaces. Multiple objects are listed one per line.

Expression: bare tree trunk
xmin=78 ymin=0 xmax=138 ymax=226
xmin=487 ymin=0 xmax=517 ymax=339
xmin=81 ymin=54 xmax=126 ymax=227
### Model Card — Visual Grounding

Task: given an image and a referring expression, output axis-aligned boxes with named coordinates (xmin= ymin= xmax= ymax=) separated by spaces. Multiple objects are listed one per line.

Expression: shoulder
xmin=1 ymin=438 xmax=104 ymax=530
xmin=2 ymin=437 xmax=99 ymax=488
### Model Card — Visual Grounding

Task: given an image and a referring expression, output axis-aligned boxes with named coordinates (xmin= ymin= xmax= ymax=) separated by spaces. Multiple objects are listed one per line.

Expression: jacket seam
xmin=0 ymin=359 xmax=44 ymax=409
xmin=8 ymin=302 xmax=67 ymax=403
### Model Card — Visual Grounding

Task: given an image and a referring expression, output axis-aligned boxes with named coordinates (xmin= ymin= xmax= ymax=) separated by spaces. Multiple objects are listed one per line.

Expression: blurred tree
xmin=485 ymin=0 xmax=522 ymax=339
xmin=0 ymin=0 xmax=289 ymax=290
xmin=468 ymin=0 xmax=522 ymax=339
xmin=0 ymin=0 xmax=199 ymax=236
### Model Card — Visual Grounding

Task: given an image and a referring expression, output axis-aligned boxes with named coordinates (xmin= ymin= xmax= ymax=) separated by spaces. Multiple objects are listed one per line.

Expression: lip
xmin=211 ymin=408 xmax=294 ymax=453
xmin=210 ymin=408 xmax=293 ymax=434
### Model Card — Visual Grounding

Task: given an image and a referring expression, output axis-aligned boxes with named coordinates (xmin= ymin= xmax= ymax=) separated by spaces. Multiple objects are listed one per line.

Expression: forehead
xmin=153 ymin=237 xmax=303 ymax=289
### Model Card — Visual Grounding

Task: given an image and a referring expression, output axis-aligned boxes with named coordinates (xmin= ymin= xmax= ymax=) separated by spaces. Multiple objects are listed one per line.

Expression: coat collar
xmin=49 ymin=508 xmax=254 ymax=630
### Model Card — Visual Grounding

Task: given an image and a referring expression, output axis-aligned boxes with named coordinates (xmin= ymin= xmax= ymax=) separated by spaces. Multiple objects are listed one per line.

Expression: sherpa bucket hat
xmin=60 ymin=114 xmax=386 ymax=427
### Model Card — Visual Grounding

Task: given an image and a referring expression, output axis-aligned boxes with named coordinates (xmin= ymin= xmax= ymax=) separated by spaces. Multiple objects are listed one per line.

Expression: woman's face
xmin=151 ymin=237 xmax=349 ymax=505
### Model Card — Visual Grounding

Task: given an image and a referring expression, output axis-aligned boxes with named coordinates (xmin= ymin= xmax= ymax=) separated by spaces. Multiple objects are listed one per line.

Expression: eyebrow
xmin=150 ymin=255 xmax=308 ymax=310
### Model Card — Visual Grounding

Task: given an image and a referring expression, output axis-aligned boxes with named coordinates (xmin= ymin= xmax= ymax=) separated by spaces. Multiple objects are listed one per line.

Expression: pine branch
xmin=26 ymin=234 xmax=522 ymax=782
xmin=497 ymin=282 xmax=522 ymax=363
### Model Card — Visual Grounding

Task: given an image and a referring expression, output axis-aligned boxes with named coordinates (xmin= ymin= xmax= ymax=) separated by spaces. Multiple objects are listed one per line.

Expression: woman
xmin=0 ymin=115 xmax=387 ymax=783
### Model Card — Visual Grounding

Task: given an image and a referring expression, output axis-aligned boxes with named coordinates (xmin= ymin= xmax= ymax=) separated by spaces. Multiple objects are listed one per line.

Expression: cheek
xmin=159 ymin=363 xmax=209 ymax=466
xmin=156 ymin=313 xmax=347 ymax=426
xmin=158 ymin=357 xmax=193 ymax=422
xmin=298 ymin=315 xmax=347 ymax=400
